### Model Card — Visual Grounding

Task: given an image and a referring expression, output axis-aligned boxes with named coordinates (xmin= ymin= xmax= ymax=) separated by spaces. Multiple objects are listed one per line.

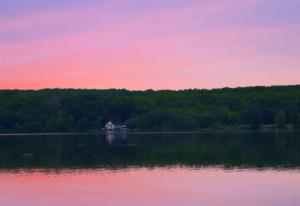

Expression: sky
xmin=0 ymin=0 xmax=299 ymax=90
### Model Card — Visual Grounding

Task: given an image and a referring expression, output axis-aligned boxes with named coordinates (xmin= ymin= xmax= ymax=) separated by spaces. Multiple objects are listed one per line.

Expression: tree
xmin=276 ymin=111 xmax=286 ymax=130
xmin=249 ymin=111 xmax=262 ymax=130
xmin=292 ymin=112 xmax=300 ymax=129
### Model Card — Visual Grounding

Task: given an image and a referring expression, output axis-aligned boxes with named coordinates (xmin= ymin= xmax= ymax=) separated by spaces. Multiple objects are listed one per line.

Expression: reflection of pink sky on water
xmin=0 ymin=167 xmax=300 ymax=206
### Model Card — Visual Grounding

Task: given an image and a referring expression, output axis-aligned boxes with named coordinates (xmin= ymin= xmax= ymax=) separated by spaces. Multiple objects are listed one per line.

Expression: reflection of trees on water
xmin=0 ymin=132 xmax=299 ymax=171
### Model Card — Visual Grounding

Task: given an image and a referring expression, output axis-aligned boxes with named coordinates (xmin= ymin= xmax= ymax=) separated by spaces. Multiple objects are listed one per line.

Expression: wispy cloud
xmin=1 ymin=0 xmax=299 ymax=89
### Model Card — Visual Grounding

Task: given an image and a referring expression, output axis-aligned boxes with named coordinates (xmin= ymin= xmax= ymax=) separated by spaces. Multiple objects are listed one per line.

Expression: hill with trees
xmin=0 ymin=85 xmax=300 ymax=133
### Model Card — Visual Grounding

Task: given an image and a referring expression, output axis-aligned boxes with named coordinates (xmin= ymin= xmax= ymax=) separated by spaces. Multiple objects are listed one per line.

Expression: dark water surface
xmin=0 ymin=132 xmax=300 ymax=206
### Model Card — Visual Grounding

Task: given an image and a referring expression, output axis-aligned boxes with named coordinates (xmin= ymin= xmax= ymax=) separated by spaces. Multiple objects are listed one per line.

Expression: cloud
xmin=1 ymin=0 xmax=299 ymax=89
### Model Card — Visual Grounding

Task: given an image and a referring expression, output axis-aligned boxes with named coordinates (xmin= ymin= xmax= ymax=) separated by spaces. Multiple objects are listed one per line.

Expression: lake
xmin=0 ymin=131 xmax=300 ymax=206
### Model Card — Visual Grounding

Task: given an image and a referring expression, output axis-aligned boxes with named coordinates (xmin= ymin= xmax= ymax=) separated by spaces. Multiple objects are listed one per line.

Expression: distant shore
xmin=0 ymin=127 xmax=298 ymax=136
xmin=1 ymin=86 xmax=299 ymax=133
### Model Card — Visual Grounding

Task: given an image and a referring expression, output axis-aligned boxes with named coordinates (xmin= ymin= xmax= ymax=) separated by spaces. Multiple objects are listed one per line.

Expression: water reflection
xmin=105 ymin=130 xmax=127 ymax=144
xmin=1 ymin=167 xmax=300 ymax=206
xmin=1 ymin=132 xmax=300 ymax=206
xmin=0 ymin=131 xmax=299 ymax=171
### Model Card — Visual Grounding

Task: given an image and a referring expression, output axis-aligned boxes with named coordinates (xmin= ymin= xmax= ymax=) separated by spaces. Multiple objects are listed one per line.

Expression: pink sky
xmin=1 ymin=0 xmax=300 ymax=90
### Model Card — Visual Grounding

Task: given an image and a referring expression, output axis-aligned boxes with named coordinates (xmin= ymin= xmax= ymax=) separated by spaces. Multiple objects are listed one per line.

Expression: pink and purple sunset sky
xmin=0 ymin=0 xmax=299 ymax=90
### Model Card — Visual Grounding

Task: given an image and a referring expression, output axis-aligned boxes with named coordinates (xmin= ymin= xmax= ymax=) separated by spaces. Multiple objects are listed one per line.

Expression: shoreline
xmin=0 ymin=128 xmax=298 ymax=136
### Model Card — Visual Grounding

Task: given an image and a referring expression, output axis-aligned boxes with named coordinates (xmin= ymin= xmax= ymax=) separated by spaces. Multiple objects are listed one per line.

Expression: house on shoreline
xmin=104 ymin=121 xmax=127 ymax=131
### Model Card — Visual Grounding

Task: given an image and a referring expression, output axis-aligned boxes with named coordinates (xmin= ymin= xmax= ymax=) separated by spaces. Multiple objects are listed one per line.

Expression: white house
xmin=104 ymin=121 xmax=127 ymax=131
xmin=105 ymin=121 xmax=115 ymax=130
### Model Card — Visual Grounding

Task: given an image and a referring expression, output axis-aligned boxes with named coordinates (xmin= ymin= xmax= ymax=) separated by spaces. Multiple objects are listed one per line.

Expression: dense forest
xmin=0 ymin=85 xmax=300 ymax=133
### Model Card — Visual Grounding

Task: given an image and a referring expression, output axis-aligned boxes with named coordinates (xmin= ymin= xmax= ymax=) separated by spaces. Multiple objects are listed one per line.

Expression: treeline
xmin=0 ymin=85 xmax=300 ymax=132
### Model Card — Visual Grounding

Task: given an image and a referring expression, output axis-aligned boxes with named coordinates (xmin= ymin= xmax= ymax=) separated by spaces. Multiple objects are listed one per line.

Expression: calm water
xmin=0 ymin=132 xmax=300 ymax=206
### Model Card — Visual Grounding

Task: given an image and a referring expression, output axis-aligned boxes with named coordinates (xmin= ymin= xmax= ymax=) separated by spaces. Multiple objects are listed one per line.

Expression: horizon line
xmin=1 ymin=84 xmax=299 ymax=92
